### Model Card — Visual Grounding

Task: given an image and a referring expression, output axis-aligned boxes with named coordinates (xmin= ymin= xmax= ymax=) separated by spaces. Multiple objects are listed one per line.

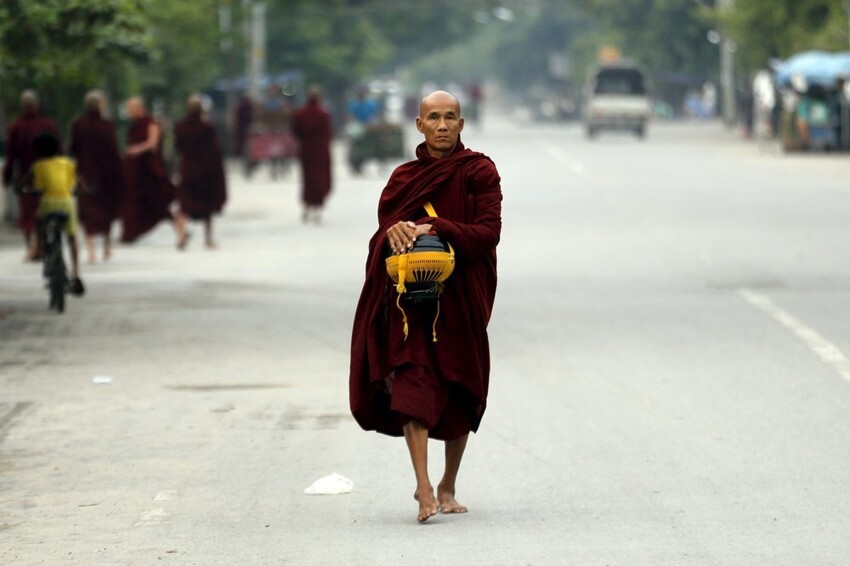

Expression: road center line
xmin=739 ymin=288 xmax=850 ymax=383
xmin=539 ymin=143 xmax=588 ymax=178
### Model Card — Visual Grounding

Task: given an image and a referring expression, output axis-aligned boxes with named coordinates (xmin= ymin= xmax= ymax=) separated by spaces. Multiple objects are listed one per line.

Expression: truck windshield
xmin=595 ymin=69 xmax=646 ymax=95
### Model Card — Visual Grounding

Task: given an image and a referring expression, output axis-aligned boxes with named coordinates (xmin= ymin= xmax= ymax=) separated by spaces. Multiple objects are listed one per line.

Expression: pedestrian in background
xmin=234 ymin=92 xmax=254 ymax=158
xmin=292 ymin=86 xmax=332 ymax=224
xmin=174 ymin=94 xmax=227 ymax=249
xmin=2 ymin=90 xmax=60 ymax=260
xmin=120 ymin=97 xmax=182 ymax=246
xmin=349 ymin=90 xmax=502 ymax=523
xmin=69 ymin=90 xmax=126 ymax=263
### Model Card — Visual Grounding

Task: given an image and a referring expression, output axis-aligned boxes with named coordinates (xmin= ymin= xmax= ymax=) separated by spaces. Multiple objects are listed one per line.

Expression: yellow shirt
xmin=31 ymin=157 xmax=76 ymax=200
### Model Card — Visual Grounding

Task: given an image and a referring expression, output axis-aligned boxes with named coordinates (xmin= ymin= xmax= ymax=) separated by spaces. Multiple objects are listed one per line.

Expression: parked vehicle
xmin=583 ymin=63 xmax=652 ymax=139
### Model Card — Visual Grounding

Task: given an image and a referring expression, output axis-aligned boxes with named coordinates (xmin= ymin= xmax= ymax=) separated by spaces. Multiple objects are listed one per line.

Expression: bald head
xmin=186 ymin=93 xmax=204 ymax=116
xmin=419 ymin=90 xmax=461 ymax=118
xmin=126 ymin=96 xmax=145 ymax=119
xmin=416 ymin=90 xmax=464 ymax=158
xmin=84 ymin=90 xmax=104 ymax=113
xmin=20 ymin=90 xmax=39 ymax=113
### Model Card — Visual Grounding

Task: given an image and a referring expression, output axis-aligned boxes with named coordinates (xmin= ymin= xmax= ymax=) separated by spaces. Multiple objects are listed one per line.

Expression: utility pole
xmin=718 ymin=0 xmax=737 ymax=127
xmin=219 ymin=0 xmax=236 ymax=152
xmin=247 ymin=1 xmax=266 ymax=100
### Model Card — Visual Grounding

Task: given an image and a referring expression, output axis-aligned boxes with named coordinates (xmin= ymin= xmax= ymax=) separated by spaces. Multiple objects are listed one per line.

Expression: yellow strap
xmin=423 ymin=201 xmax=438 ymax=218
xmin=423 ymin=202 xmax=454 ymax=258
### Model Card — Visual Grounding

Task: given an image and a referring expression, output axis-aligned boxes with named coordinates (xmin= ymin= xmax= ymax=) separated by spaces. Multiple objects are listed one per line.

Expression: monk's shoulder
xmin=463 ymin=152 xmax=500 ymax=192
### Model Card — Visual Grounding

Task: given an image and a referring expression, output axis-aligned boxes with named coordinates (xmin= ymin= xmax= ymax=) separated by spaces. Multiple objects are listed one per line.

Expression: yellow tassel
xmin=396 ymin=292 xmax=409 ymax=340
xmin=431 ymin=299 xmax=441 ymax=342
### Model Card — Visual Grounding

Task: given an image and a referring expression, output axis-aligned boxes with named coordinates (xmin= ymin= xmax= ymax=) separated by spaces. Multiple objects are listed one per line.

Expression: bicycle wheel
xmin=44 ymin=217 xmax=67 ymax=313
xmin=51 ymin=277 xmax=65 ymax=313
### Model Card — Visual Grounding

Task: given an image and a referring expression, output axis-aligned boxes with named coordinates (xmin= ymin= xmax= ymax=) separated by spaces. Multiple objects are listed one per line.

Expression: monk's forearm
xmin=427 ymin=217 xmax=500 ymax=260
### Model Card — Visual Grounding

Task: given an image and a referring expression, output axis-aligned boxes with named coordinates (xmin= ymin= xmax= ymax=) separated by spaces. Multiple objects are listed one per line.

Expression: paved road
xmin=2 ymin=117 xmax=850 ymax=565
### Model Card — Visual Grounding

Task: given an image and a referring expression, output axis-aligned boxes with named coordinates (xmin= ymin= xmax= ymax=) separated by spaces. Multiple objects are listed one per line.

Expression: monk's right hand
xmin=387 ymin=221 xmax=417 ymax=254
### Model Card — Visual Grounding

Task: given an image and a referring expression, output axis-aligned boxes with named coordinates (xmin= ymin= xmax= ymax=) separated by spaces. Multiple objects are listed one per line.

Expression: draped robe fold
xmin=120 ymin=115 xmax=175 ymax=243
xmin=349 ymin=140 xmax=501 ymax=440
xmin=70 ymin=110 xmax=125 ymax=235
xmin=174 ymin=114 xmax=227 ymax=220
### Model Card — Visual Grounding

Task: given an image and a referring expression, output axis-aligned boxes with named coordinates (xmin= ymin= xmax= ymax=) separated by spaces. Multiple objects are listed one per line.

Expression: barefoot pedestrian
xmin=2 ymin=90 xmax=60 ymax=261
xmin=292 ymin=86 xmax=332 ymax=224
xmin=120 ymin=97 xmax=181 ymax=246
xmin=349 ymin=90 xmax=502 ymax=523
xmin=174 ymin=94 xmax=227 ymax=249
xmin=70 ymin=90 xmax=125 ymax=263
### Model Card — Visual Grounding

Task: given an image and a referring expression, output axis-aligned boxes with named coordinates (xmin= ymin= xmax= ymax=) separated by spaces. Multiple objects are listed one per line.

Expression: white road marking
xmin=539 ymin=143 xmax=588 ymax=178
xmin=135 ymin=508 xmax=168 ymax=527
xmin=154 ymin=490 xmax=178 ymax=501
xmin=739 ymin=288 xmax=850 ymax=383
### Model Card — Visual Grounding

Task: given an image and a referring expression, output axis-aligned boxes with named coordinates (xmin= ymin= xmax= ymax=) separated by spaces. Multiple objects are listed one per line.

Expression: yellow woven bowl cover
xmin=386 ymin=250 xmax=455 ymax=286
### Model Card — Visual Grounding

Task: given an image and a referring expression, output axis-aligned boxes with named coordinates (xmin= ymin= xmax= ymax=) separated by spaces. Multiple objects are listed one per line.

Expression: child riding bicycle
xmin=20 ymin=132 xmax=84 ymax=295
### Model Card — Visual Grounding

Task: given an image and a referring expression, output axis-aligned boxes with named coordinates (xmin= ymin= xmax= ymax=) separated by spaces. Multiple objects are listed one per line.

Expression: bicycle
xmin=16 ymin=185 xmax=84 ymax=314
xmin=42 ymin=211 xmax=70 ymax=313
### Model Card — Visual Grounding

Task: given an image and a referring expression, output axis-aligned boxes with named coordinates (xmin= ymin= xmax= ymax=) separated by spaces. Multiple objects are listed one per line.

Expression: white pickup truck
xmin=583 ymin=64 xmax=652 ymax=139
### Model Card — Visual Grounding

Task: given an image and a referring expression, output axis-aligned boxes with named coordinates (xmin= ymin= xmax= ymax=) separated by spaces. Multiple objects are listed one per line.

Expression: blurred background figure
xmin=292 ymin=85 xmax=332 ymax=224
xmin=2 ymin=90 xmax=60 ymax=260
xmin=121 ymin=96 xmax=180 ymax=246
xmin=70 ymin=90 xmax=126 ymax=264
xmin=174 ymin=94 xmax=227 ymax=249
xmin=347 ymin=85 xmax=380 ymax=129
xmin=245 ymin=83 xmax=296 ymax=179
xmin=234 ymin=92 xmax=254 ymax=160
xmin=466 ymin=80 xmax=484 ymax=127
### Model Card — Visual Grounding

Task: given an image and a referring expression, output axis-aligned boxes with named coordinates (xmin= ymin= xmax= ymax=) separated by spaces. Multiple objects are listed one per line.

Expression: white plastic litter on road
xmin=92 ymin=376 xmax=113 ymax=385
xmin=304 ymin=473 xmax=353 ymax=495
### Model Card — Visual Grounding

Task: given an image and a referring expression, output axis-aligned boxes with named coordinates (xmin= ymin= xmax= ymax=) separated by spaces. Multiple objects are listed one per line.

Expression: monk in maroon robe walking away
xmin=2 ymin=90 xmax=60 ymax=259
xmin=120 ymin=97 xmax=182 ymax=246
xmin=350 ymin=91 xmax=502 ymax=523
xmin=70 ymin=90 xmax=126 ymax=263
xmin=292 ymin=86 xmax=332 ymax=224
xmin=174 ymin=94 xmax=227 ymax=249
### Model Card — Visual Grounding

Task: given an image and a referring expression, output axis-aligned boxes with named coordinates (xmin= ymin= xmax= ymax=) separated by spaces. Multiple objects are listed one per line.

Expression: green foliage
xmin=718 ymin=0 xmax=850 ymax=72
xmin=577 ymin=0 xmax=717 ymax=79
xmin=133 ymin=0 xmax=224 ymax=116
xmin=0 ymin=0 xmax=150 ymax=126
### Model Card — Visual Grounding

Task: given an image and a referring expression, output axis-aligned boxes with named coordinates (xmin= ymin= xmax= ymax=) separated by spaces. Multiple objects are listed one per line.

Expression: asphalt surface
xmin=2 ymin=116 xmax=850 ymax=565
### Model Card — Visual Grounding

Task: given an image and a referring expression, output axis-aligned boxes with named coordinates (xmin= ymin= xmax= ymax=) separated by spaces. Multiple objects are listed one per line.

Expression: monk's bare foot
xmin=437 ymin=485 xmax=467 ymax=515
xmin=205 ymin=240 xmax=218 ymax=250
xmin=413 ymin=487 xmax=438 ymax=523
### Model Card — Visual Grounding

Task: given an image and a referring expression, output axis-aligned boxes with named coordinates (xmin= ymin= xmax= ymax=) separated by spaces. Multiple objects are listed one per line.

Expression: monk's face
xmin=126 ymin=99 xmax=144 ymax=120
xmin=416 ymin=92 xmax=463 ymax=158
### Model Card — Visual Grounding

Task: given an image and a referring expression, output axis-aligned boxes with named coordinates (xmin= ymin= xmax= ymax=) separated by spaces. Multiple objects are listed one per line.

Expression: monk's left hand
xmin=387 ymin=222 xmax=433 ymax=254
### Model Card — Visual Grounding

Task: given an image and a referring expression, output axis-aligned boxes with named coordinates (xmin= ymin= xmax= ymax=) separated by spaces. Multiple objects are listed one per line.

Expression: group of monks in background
xmin=3 ymin=84 xmax=335 ymax=264
xmin=2 ymin=89 xmax=228 ymax=263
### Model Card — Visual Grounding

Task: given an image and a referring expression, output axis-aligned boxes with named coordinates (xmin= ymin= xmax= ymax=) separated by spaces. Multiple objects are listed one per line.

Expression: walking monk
xmin=292 ymin=86 xmax=332 ymax=224
xmin=2 ymin=90 xmax=60 ymax=260
xmin=121 ymin=97 xmax=182 ymax=246
xmin=349 ymin=91 xmax=502 ymax=523
xmin=70 ymin=90 xmax=125 ymax=263
xmin=174 ymin=94 xmax=227 ymax=249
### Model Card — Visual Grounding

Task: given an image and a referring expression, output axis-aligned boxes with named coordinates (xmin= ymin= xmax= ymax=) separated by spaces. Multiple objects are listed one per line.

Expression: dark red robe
xmin=174 ymin=113 xmax=227 ymax=220
xmin=70 ymin=109 xmax=126 ymax=235
xmin=2 ymin=110 xmax=59 ymax=232
xmin=292 ymin=100 xmax=332 ymax=207
xmin=350 ymin=140 xmax=502 ymax=440
xmin=234 ymin=96 xmax=254 ymax=156
xmin=120 ymin=115 xmax=175 ymax=243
